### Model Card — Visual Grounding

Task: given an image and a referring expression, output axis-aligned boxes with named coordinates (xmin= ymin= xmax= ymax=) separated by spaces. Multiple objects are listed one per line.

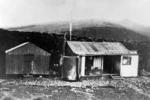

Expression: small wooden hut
xmin=5 ymin=42 xmax=50 ymax=75
xmin=65 ymin=41 xmax=139 ymax=77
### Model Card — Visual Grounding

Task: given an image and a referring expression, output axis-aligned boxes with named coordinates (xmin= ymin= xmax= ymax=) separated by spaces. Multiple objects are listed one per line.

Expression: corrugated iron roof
xmin=67 ymin=41 xmax=130 ymax=55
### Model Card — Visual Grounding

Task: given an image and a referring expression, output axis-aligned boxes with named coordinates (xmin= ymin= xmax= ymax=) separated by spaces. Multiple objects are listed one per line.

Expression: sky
xmin=0 ymin=0 xmax=150 ymax=28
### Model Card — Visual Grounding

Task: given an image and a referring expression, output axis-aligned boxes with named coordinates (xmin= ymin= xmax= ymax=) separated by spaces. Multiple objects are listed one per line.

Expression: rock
xmin=3 ymin=96 xmax=14 ymax=100
xmin=86 ymin=88 xmax=93 ymax=92
xmin=139 ymin=69 xmax=150 ymax=76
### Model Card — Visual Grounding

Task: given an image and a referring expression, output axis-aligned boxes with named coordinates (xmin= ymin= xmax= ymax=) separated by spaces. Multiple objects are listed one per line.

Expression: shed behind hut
xmin=5 ymin=42 xmax=50 ymax=75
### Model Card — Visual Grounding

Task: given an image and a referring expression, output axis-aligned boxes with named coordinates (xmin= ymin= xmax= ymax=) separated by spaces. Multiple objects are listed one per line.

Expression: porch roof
xmin=67 ymin=41 xmax=130 ymax=56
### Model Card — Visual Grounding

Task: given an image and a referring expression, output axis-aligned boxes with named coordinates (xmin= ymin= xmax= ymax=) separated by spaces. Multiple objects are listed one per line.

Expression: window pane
xmin=122 ymin=56 xmax=131 ymax=65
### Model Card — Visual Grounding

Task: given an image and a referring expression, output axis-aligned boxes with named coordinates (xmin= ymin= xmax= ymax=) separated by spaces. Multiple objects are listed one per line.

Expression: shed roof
xmin=5 ymin=42 xmax=50 ymax=55
xmin=67 ymin=41 xmax=130 ymax=55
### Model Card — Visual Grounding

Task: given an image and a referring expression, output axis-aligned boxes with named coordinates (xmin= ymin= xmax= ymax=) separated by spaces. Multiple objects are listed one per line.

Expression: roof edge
xmin=5 ymin=42 xmax=51 ymax=55
xmin=5 ymin=42 xmax=29 ymax=53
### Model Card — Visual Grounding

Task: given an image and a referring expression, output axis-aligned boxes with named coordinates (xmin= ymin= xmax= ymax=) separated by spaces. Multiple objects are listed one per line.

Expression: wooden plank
xmin=111 ymin=75 xmax=124 ymax=80
xmin=81 ymin=56 xmax=85 ymax=76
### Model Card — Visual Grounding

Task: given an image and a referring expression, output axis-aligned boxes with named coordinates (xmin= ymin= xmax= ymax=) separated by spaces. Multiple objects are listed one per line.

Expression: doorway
xmin=85 ymin=56 xmax=103 ymax=76
xmin=23 ymin=54 xmax=34 ymax=74
xmin=103 ymin=55 xmax=121 ymax=74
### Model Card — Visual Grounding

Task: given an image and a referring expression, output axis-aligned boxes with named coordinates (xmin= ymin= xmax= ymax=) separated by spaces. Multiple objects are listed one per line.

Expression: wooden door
xmin=23 ymin=54 xmax=34 ymax=74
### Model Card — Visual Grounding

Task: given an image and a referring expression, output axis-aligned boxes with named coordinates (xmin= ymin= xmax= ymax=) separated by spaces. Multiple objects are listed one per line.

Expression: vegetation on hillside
xmin=1 ymin=24 xmax=150 ymax=76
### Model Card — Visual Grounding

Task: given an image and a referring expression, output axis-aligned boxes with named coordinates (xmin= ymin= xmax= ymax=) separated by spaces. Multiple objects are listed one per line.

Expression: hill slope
xmin=8 ymin=20 xmax=150 ymax=42
xmin=118 ymin=19 xmax=150 ymax=37
xmin=72 ymin=26 xmax=150 ymax=42
xmin=7 ymin=20 xmax=127 ymax=33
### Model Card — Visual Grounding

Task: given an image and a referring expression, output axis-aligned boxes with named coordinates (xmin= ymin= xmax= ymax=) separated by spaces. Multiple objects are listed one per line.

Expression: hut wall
xmin=120 ymin=55 xmax=139 ymax=77
xmin=0 ymin=56 xmax=6 ymax=78
xmin=6 ymin=54 xmax=50 ymax=75
xmin=6 ymin=54 xmax=23 ymax=74
xmin=32 ymin=55 xmax=49 ymax=74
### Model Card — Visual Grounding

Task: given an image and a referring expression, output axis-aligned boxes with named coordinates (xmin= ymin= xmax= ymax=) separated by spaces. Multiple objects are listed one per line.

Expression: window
xmin=122 ymin=56 xmax=131 ymax=65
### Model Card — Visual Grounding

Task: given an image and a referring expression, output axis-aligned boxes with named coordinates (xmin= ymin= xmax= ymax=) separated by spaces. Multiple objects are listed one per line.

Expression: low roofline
xmin=74 ymin=53 xmax=130 ymax=56
xmin=67 ymin=41 xmax=131 ymax=55
xmin=5 ymin=42 xmax=29 ymax=53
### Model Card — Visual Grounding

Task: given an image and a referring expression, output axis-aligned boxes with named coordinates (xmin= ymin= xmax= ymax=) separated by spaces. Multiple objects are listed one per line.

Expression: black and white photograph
xmin=0 ymin=0 xmax=150 ymax=100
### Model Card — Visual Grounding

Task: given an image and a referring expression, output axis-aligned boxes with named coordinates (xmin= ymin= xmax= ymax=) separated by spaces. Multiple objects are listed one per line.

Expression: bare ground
xmin=0 ymin=76 xmax=150 ymax=100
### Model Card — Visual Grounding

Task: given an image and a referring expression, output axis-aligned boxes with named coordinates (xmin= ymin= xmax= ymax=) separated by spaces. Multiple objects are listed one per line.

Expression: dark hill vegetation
xmin=72 ymin=26 xmax=150 ymax=42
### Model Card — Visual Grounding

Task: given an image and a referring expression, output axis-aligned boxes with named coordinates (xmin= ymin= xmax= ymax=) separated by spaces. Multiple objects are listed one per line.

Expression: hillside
xmin=118 ymin=19 xmax=150 ymax=37
xmin=7 ymin=20 xmax=126 ymax=34
xmin=8 ymin=19 xmax=150 ymax=38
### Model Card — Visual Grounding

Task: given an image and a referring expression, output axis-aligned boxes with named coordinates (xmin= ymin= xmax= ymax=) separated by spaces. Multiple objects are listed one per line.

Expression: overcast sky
xmin=0 ymin=0 xmax=150 ymax=28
